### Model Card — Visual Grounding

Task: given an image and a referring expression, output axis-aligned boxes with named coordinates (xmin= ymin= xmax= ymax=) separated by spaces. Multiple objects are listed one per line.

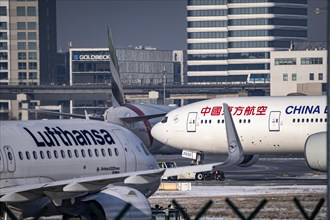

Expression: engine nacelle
xmin=238 ymin=155 xmax=259 ymax=167
xmin=304 ymin=132 xmax=327 ymax=172
xmin=81 ymin=186 xmax=152 ymax=220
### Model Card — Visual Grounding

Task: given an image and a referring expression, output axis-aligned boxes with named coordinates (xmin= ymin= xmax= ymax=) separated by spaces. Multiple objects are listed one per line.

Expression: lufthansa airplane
xmin=35 ymin=29 xmax=178 ymax=155
xmin=151 ymin=96 xmax=327 ymax=171
xmin=0 ymin=104 xmax=243 ymax=219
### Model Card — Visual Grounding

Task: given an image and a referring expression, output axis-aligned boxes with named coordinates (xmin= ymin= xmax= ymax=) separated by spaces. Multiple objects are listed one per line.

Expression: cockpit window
xmin=161 ymin=116 xmax=168 ymax=123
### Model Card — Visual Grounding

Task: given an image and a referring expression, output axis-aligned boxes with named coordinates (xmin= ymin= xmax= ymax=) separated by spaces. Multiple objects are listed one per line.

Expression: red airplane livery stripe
xmin=124 ymin=103 xmax=153 ymax=146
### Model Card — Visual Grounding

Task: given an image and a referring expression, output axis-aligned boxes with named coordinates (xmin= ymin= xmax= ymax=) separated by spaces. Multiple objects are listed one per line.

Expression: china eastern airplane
xmin=0 ymin=103 xmax=244 ymax=219
xmin=35 ymin=29 xmax=178 ymax=155
xmin=151 ymin=96 xmax=327 ymax=171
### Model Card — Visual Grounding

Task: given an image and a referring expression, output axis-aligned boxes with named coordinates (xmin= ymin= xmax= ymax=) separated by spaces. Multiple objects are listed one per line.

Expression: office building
xmin=0 ymin=0 xmax=57 ymax=120
xmin=270 ymin=42 xmax=327 ymax=96
xmin=0 ymin=0 xmax=57 ymax=86
xmin=187 ymin=0 xmax=307 ymax=84
xmin=69 ymin=47 xmax=185 ymax=114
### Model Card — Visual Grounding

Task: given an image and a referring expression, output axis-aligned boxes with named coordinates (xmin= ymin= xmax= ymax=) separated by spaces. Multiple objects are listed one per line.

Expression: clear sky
xmin=56 ymin=0 xmax=328 ymax=51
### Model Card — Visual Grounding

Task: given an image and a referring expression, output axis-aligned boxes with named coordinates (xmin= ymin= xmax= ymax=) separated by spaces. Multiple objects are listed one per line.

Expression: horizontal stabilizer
xmin=120 ymin=113 xmax=167 ymax=123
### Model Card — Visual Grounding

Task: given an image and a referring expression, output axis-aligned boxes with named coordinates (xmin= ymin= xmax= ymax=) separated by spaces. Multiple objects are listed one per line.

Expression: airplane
xmin=151 ymin=95 xmax=327 ymax=168
xmin=33 ymin=29 xmax=179 ymax=155
xmin=0 ymin=103 xmax=244 ymax=219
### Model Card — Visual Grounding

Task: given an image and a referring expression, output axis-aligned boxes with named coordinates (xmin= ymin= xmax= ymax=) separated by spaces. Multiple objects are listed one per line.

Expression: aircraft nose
xmin=151 ymin=122 xmax=168 ymax=144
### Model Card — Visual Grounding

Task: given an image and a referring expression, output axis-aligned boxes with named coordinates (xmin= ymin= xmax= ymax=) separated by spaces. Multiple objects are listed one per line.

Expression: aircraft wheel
xmin=195 ymin=172 xmax=204 ymax=180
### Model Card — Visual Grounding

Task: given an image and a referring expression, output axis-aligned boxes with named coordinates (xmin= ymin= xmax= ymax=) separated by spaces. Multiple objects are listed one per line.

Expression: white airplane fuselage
xmin=151 ymin=96 xmax=327 ymax=154
xmin=0 ymin=119 xmax=159 ymax=196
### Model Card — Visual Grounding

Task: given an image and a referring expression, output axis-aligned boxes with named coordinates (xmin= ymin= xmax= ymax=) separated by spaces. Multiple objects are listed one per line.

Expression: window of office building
xmin=17 ymin=22 xmax=26 ymax=30
xmin=309 ymin=73 xmax=314 ymax=80
xmin=17 ymin=32 xmax=26 ymax=40
xmin=17 ymin=42 xmax=26 ymax=50
xmin=0 ymin=22 xmax=7 ymax=30
xmin=18 ymin=72 xmax=27 ymax=80
xmin=188 ymin=9 xmax=227 ymax=17
xmin=318 ymin=73 xmax=323 ymax=80
xmin=0 ymin=42 xmax=8 ymax=50
xmin=292 ymin=73 xmax=297 ymax=81
xmin=275 ymin=58 xmax=297 ymax=65
xmin=188 ymin=0 xmax=227 ymax=5
xmin=28 ymin=52 xmax=37 ymax=60
xmin=28 ymin=22 xmax=37 ymax=30
xmin=0 ymin=72 xmax=8 ymax=80
xmin=0 ymin=6 xmax=7 ymax=16
xmin=28 ymin=42 xmax=37 ymax=50
xmin=0 ymin=102 xmax=9 ymax=110
xmin=0 ymin=52 xmax=8 ymax=60
xmin=18 ymin=62 xmax=27 ymax=70
xmin=28 ymin=32 xmax=37 ymax=40
xmin=29 ymin=62 xmax=37 ymax=70
xmin=17 ymin=7 xmax=26 ymax=16
xmin=29 ymin=72 xmax=37 ymax=79
xmin=0 ymin=32 xmax=7 ymax=40
xmin=18 ymin=52 xmax=27 ymax=60
xmin=301 ymin=57 xmax=323 ymax=65
xmin=27 ymin=7 xmax=36 ymax=16
xmin=0 ymin=63 xmax=8 ymax=70
xmin=283 ymin=73 xmax=288 ymax=81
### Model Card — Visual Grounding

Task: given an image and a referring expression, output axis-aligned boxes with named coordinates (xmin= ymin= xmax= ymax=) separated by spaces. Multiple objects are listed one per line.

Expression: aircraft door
xmin=0 ymin=150 xmax=4 ymax=173
xmin=269 ymin=111 xmax=281 ymax=132
xmin=187 ymin=112 xmax=198 ymax=132
xmin=4 ymin=146 xmax=16 ymax=172
xmin=112 ymin=129 xmax=137 ymax=172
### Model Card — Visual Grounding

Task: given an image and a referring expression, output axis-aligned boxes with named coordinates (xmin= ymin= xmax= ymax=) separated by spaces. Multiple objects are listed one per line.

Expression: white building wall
xmin=270 ymin=49 xmax=327 ymax=96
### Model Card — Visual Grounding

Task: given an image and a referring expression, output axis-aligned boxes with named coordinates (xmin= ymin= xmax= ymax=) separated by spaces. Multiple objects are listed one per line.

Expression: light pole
xmin=163 ymin=67 xmax=166 ymax=106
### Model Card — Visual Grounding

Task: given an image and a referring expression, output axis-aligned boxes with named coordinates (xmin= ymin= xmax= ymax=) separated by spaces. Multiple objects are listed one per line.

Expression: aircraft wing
xmin=0 ymin=169 xmax=165 ymax=203
xmin=21 ymin=109 xmax=104 ymax=121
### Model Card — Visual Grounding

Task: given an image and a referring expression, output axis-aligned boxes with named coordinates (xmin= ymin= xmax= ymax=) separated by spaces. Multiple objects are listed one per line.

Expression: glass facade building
xmin=187 ymin=0 xmax=307 ymax=84
xmin=70 ymin=48 xmax=184 ymax=86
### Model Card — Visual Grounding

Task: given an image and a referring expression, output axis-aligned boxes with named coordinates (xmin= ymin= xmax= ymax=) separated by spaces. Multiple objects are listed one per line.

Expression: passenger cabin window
xmin=19 ymin=152 xmax=23 ymax=160
xmin=81 ymin=149 xmax=86 ymax=158
xmin=40 ymin=151 xmax=45 ymax=159
xmin=47 ymin=151 xmax=52 ymax=159
xmin=33 ymin=151 xmax=37 ymax=159
xmin=26 ymin=151 xmax=30 ymax=160
xmin=114 ymin=148 xmax=119 ymax=156
xmin=88 ymin=149 xmax=92 ymax=157
xmin=54 ymin=150 xmax=58 ymax=159
xmin=108 ymin=148 xmax=112 ymax=156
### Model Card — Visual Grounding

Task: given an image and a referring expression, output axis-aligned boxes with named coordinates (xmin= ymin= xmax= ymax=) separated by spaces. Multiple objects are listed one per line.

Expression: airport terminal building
xmin=186 ymin=0 xmax=307 ymax=84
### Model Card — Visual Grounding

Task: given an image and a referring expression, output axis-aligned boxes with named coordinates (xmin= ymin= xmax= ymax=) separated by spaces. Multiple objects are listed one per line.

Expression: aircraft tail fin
xmin=107 ymin=27 xmax=126 ymax=107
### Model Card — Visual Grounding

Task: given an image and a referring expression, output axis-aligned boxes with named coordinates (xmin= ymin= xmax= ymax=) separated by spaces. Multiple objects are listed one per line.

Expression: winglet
xmin=84 ymin=110 xmax=90 ymax=120
xmin=107 ymin=27 xmax=126 ymax=107
xmin=221 ymin=103 xmax=244 ymax=166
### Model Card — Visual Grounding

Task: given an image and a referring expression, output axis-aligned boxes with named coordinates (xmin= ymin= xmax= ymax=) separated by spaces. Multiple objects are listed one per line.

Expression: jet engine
xmin=304 ymin=132 xmax=326 ymax=172
xmin=238 ymin=155 xmax=259 ymax=167
xmin=78 ymin=186 xmax=152 ymax=220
